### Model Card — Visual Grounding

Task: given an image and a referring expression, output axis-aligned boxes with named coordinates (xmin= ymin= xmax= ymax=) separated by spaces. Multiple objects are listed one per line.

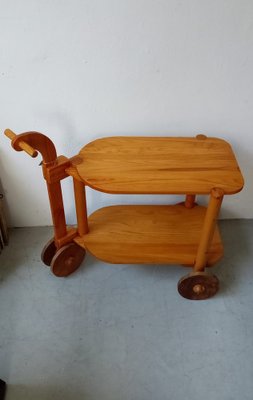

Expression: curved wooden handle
xmin=4 ymin=129 xmax=57 ymax=164
xmin=4 ymin=129 xmax=38 ymax=158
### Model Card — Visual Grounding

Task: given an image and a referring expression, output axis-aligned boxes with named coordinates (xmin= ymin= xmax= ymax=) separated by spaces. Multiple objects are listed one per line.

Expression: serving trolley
xmin=4 ymin=129 xmax=244 ymax=300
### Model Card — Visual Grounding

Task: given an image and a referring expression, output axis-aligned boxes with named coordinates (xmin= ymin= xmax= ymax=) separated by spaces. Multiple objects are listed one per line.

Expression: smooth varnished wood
xmin=51 ymin=242 xmax=86 ymax=277
xmin=5 ymin=129 xmax=57 ymax=165
xmin=54 ymin=228 xmax=77 ymax=249
xmin=5 ymin=129 xmax=69 ymax=243
xmin=47 ymin=181 xmax=68 ymax=241
xmin=5 ymin=129 xmax=244 ymax=297
xmin=178 ymin=272 xmax=219 ymax=300
xmin=73 ymin=179 xmax=89 ymax=236
xmin=41 ymin=238 xmax=57 ymax=266
xmin=194 ymin=188 xmax=224 ymax=272
xmin=74 ymin=204 xmax=223 ymax=265
xmin=4 ymin=129 xmax=38 ymax=158
xmin=75 ymin=136 xmax=244 ymax=195
xmin=185 ymin=194 xmax=196 ymax=209
xmin=42 ymin=155 xmax=70 ymax=183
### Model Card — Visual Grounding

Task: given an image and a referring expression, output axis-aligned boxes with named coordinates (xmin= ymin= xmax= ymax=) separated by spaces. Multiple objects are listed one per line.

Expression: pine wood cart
xmin=4 ymin=129 xmax=244 ymax=300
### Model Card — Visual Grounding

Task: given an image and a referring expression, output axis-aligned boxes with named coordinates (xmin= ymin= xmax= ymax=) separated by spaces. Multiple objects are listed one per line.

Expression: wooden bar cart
xmin=4 ymin=129 xmax=244 ymax=300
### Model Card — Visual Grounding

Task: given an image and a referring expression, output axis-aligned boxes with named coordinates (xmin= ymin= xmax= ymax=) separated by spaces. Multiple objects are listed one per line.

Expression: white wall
xmin=0 ymin=0 xmax=252 ymax=226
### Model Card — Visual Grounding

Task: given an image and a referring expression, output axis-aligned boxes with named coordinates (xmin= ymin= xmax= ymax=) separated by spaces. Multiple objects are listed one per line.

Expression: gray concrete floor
xmin=0 ymin=221 xmax=253 ymax=400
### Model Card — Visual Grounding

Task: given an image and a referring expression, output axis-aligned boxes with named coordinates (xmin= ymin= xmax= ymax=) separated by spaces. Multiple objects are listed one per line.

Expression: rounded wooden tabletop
xmin=74 ymin=136 xmax=244 ymax=195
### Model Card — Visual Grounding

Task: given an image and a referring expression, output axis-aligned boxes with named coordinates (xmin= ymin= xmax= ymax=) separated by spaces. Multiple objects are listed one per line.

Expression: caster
xmin=178 ymin=271 xmax=219 ymax=300
xmin=41 ymin=238 xmax=57 ymax=266
xmin=50 ymin=242 xmax=86 ymax=277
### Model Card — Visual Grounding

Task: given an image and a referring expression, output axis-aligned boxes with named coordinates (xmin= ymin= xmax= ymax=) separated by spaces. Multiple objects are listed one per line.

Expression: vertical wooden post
xmin=73 ymin=178 xmax=89 ymax=236
xmin=185 ymin=194 xmax=196 ymax=209
xmin=4 ymin=129 xmax=70 ymax=245
xmin=194 ymin=188 xmax=224 ymax=272
xmin=46 ymin=181 xmax=67 ymax=241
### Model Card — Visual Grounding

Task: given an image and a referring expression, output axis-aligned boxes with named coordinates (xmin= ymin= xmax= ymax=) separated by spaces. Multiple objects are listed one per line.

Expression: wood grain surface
xmin=74 ymin=204 xmax=223 ymax=265
xmin=73 ymin=136 xmax=244 ymax=194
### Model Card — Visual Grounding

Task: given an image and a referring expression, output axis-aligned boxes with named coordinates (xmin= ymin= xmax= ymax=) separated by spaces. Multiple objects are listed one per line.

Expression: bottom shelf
xmin=74 ymin=204 xmax=223 ymax=265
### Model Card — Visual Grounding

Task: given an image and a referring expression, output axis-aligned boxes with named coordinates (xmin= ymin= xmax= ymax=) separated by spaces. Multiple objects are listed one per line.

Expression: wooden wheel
xmin=178 ymin=271 xmax=219 ymax=300
xmin=50 ymin=242 xmax=86 ymax=277
xmin=41 ymin=238 xmax=57 ymax=266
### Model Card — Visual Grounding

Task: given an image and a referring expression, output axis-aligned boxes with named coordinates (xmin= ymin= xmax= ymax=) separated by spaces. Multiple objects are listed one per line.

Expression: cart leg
xmin=49 ymin=179 xmax=88 ymax=277
xmin=73 ymin=179 xmax=89 ymax=236
xmin=194 ymin=188 xmax=224 ymax=272
xmin=178 ymin=188 xmax=224 ymax=300
xmin=185 ymin=195 xmax=196 ymax=209
xmin=41 ymin=181 xmax=70 ymax=265
xmin=46 ymin=181 xmax=67 ymax=241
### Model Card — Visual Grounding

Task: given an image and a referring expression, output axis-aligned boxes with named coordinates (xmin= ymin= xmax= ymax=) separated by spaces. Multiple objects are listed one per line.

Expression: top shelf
xmin=71 ymin=136 xmax=244 ymax=195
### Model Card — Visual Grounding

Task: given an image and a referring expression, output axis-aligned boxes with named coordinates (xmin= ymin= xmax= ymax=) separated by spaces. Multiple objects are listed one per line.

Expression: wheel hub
xmin=193 ymin=284 xmax=205 ymax=294
xmin=178 ymin=272 xmax=219 ymax=300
